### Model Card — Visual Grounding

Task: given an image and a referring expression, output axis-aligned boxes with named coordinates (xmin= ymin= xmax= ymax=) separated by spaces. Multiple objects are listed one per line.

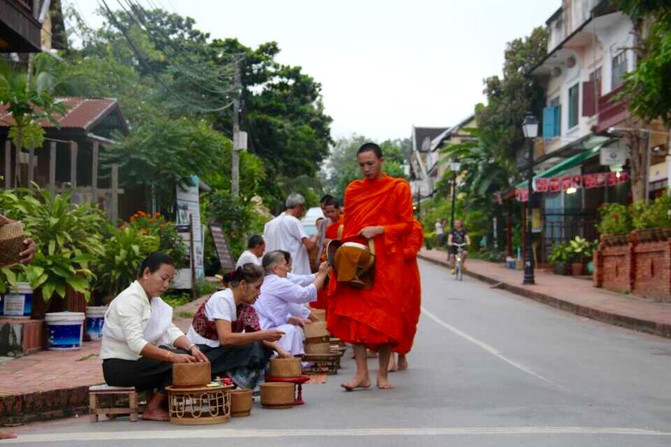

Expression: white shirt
xmin=186 ymin=289 xmax=237 ymax=348
xmin=254 ymin=274 xmax=316 ymax=329
xmin=100 ymin=281 xmax=184 ymax=361
xmin=435 ymin=221 xmax=444 ymax=235
xmin=264 ymin=212 xmax=311 ymax=275
xmin=236 ymin=250 xmax=261 ymax=268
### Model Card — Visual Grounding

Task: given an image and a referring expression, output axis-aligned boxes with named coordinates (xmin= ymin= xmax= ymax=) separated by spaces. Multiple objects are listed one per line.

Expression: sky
xmin=67 ymin=0 xmax=559 ymax=142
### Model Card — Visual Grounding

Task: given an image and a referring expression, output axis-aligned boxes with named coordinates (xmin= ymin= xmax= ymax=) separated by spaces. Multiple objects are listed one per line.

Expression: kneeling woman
xmin=101 ymin=252 xmax=209 ymax=421
xmin=187 ymin=263 xmax=290 ymax=389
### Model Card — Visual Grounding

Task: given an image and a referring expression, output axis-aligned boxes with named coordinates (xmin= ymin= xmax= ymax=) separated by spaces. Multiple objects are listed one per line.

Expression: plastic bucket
xmin=85 ymin=306 xmax=106 ymax=341
xmin=45 ymin=312 xmax=85 ymax=350
xmin=0 ymin=282 xmax=32 ymax=318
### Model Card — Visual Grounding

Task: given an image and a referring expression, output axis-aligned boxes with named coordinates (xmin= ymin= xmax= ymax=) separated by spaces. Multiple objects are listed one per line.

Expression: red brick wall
xmin=633 ymin=240 xmax=671 ymax=301
xmin=596 ymin=244 xmax=633 ymax=294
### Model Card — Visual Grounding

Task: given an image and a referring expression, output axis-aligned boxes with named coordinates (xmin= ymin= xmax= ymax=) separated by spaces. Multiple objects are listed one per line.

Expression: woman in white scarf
xmin=101 ymin=252 xmax=209 ymax=422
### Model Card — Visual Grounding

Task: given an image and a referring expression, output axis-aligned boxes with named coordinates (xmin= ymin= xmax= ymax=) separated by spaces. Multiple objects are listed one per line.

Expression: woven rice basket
xmin=172 ymin=362 xmax=211 ymax=387
xmin=310 ymin=309 xmax=326 ymax=321
xmin=231 ymin=389 xmax=253 ymax=417
xmin=304 ymin=321 xmax=329 ymax=339
xmin=305 ymin=341 xmax=331 ymax=355
xmin=260 ymin=382 xmax=294 ymax=408
xmin=0 ymin=222 xmax=25 ymax=268
xmin=269 ymin=357 xmax=302 ymax=378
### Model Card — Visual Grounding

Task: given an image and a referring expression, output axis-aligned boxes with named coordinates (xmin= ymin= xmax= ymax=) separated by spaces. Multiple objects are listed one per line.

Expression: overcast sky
xmin=68 ymin=0 xmax=558 ymax=141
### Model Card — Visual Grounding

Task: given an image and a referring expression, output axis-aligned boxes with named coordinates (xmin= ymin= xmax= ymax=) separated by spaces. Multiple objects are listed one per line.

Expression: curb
xmin=418 ymin=253 xmax=671 ymax=340
xmin=0 ymin=385 xmax=92 ymax=426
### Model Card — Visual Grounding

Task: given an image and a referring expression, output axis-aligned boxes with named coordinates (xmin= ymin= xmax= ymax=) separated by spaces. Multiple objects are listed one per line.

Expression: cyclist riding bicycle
xmin=447 ymin=219 xmax=470 ymax=275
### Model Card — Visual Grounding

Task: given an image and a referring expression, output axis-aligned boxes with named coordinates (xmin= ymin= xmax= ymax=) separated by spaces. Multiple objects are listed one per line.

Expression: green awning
xmin=516 ymin=144 xmax=604 ymax=189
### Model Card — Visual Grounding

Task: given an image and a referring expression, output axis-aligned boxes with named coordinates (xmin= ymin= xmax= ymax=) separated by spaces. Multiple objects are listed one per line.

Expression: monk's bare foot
xmin=142 ymin=408 xmax=169 ymax=421
xmin=397 ymin=355 xmax=408 ymax=371
xmin=377 ymin=378 xmax=396 ymax=390
xmin=0 ymin=431 xmax=17 ymax=439
xmin=388 ymin=355 xmax=397 ymax=372
xmin=341 ymin=376 xmax=371 ymax=392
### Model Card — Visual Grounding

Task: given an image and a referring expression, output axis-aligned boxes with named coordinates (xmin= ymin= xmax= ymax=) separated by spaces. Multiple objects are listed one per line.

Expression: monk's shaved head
xmin=357 ymin=142 xmax=383 ymax=159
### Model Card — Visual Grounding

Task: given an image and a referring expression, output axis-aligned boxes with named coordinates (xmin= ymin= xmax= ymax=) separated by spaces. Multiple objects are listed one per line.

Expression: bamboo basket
xmin=310 ymin=308 xmax=326 ymax=321
xmin=269 ymin=357 xmax=302 ymax=378
xmin=230 ymin=389 xmax=253 ymax=417
xmin=172 ymin=362 xmax=211 ymax=388
xmin=305 ymin=341 xmax=331 ymax=355
xmin=304 ymin=321 xmax=330 ymax=355
xmin=260 ymin=382 xmax=294 ymax=409
xmin=0 ymin=222 xmax=25 ymax=268
xmin=304 ymin=321 xmax=329 ymax=339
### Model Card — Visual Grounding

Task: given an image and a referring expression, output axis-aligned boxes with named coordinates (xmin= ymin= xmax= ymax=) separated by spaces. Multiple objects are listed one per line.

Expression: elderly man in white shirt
xmin=236 ymin=235 xmax=265 ymax=268
xmin=263 ymin=193 xmax=316 ymax=275
xmin=101 ymin=252 xmax=209 ymax=422
xmin=254 ymin=251 xmax=329 ymax=356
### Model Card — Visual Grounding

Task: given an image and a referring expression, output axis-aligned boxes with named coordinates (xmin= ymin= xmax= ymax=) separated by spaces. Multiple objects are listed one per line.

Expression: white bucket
xmin=45 ymin=312 xmax=85 ymax=350
xmin=85 ymin=306 xmax=107 ymax=341
xmin=0 ymin=282 xmax=33 ymax=318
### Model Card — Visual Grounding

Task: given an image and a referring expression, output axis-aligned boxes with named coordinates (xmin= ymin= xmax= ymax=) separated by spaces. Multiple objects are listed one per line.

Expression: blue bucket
xmin=85 ymin=306 xmax=106 ymax=341
xmin=45 ymin=312 xmax=85 ymax=350
xmin=0 ymin=283 xmax=33 ymax=318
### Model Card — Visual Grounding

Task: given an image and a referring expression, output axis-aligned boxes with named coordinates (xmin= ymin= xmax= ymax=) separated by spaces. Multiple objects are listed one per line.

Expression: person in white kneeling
xmin=253 ymin=250 xmax=329 ymax=356
xmin=236 ymin=235 xmax=265 ymax=268
xmin=101 ymin=252 xmax=209 ymax=422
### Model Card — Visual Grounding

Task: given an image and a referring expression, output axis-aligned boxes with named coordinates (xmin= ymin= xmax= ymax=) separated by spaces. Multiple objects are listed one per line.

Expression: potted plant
xmin=548 ymin=241 xmax=570 ymax=275
xmin=568 ymin=236 xmax=592 ymax=276
xmin=0 ymin=264 xmax=44 ymax=318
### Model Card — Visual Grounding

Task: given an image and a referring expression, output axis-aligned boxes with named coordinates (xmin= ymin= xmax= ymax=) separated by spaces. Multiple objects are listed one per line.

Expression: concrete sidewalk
xmin=419 ymin=249 xmax=671 ymax=339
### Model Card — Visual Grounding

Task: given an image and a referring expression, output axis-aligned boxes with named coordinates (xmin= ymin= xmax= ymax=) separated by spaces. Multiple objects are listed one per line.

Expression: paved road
xmin=6 ymin=260 xmax=671 ymax=446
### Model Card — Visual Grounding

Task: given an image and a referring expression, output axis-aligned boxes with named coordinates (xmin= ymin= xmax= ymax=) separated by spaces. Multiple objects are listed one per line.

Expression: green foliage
xmin=0 ymin=187 xmax=105 ymax=301
xmin=475 ymin=26 xmax=548 ymax=169
xmin=597 ymin=203 xmax=633 ymax=235
xmin=92 ymin=225 xmax=160 ymax=301
xmin=632 ymin=194 xmax=671 ymax=229
xmin=161 ymin=292 xmax=191 ymax=308
xmin=567 ymin=237 xmax=597 ymax=264
xmin=424 ymin=231 xmax=436 ymax=249
xmin=128 ymin=210 xmax=187 ymax=267
xmin=548 ymin=241 xmax=571 ymax=264
xmin=620 ymin=6 xmax=671 ymax=124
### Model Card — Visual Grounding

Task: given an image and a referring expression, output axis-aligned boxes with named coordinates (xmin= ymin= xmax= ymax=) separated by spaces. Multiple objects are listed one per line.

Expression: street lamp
xmin=522 ymin=113 xmax=538 ymax=285
xmin=449 ymin=159 xmax=461 ymax=229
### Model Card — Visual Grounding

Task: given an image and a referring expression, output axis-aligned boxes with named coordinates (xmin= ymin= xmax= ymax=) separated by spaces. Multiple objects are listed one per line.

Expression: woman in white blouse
xmin=101 ymin=252 xmax=209 ymax=422
xmin=187 ymin=263 xmax=289 ymax=389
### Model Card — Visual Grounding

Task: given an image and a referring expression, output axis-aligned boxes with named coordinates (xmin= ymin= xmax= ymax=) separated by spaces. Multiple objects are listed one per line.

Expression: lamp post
xmin=449 ymin=159 xmax=461 ymax=229
xmin=522 ymin=114 xmax=539 ymax=285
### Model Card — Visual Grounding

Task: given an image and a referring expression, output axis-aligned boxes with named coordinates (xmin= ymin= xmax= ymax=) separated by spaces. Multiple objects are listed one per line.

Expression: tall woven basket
xmin=0 ymin=222 xmax=25 ymax=268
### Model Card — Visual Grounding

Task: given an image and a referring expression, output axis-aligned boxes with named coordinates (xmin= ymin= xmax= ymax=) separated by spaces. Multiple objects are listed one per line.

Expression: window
xmin=612 ymin=52 xmax=627 ymax=89
xmin=543 ymin=97 xmax=561 ymax=139
xmin=568 ymin=83 xmax=579 ymax=129
xmin=582 ymin=68 xmax=602 ymax=117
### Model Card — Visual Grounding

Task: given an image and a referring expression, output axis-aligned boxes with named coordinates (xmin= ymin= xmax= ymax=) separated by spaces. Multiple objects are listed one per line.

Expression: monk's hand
xmin=261 ymin=329 xmax=284 ymax=342
xmin=19 ymin=238 xmax=36 ymax=265
xmin=190 ymin=345 xmax=209 ymax=363
xmin=359 ymin=226 xmax=383 ymax=240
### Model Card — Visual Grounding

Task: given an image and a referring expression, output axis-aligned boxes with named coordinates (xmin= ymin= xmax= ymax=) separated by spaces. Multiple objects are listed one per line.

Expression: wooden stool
xmin=89 ymin=384 xmax=139 ymax=422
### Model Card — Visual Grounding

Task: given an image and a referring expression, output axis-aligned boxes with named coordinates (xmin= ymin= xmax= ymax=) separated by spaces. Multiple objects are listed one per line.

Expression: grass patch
xmin=177 ymin=311 xmax=195 ymax=319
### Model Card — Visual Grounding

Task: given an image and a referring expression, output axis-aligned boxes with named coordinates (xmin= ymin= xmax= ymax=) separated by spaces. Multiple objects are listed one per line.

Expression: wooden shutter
xmin=543 ymin=107 xmax=556 ymax=139
xmin=582 ymin=81 xmax=595 ymax=117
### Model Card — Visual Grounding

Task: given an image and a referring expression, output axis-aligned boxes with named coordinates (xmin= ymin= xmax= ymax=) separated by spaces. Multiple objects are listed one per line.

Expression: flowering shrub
xmin=128 ymin=211 xmax=187 ymax=267
xmin=597 ymin=203 xmax=632 ymax=235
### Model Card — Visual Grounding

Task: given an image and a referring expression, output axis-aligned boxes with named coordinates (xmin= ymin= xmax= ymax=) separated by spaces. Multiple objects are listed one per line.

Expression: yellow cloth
xmin=333 ymin=244 xmax=374 ymax=289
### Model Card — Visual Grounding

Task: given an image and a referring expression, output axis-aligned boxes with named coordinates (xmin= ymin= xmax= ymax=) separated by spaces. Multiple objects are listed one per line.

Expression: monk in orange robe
xmin=389 ymin=219 xmax=423 ymax=371
xmin=327 ymin=142 xmax=414 ymax=391
xmin=312 ymin=198 xmax=343 ymax=310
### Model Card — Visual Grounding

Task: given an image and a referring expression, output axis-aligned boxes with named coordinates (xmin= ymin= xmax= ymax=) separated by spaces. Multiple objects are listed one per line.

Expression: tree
xmin=475 ymin=26 xmax=548 ymax=174
xmin=0 ymin=55 xmax=65 ymax=187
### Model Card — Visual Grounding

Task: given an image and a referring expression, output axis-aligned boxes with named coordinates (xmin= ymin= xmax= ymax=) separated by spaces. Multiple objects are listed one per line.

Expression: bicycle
xmin=452 ymin=243 xmax=467 ymax=281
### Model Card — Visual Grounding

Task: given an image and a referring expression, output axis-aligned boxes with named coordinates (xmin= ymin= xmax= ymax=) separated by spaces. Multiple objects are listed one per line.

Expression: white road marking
xmin=6 ymin=426 xmax=670 ymax=443
xmin=421 ymin=306 xmax=560 ymax=387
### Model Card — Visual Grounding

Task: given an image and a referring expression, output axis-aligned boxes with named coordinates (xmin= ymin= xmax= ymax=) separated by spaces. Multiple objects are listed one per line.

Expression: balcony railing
xmin=594 ymin=85 xmax=629 ymax=133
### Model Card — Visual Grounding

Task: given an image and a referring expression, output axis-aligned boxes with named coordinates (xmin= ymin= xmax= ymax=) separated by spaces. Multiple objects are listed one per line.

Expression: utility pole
xmin=231 ymin=61 xmax=241 ymax=197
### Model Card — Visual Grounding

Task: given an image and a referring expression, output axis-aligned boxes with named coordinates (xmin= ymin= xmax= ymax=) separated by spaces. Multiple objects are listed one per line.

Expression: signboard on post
xmin=600 ymin=146 xmax=627 ymax=166
xmin=174 ymin=176 xmax=204 ymax=289
xmin=209 ymin=224 xmax=235 ymax=271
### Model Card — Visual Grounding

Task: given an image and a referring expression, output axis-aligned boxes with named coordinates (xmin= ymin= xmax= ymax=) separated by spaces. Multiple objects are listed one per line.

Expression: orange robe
xmin=327 ymin=175 xmax=414 ymax=350
xmin=394 ymin=219 xmax=423 ymax=355
xmin=312 ymin=216 xmax=344 ymax=310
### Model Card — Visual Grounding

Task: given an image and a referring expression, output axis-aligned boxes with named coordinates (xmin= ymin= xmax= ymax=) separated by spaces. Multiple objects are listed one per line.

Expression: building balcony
xmin=594 ymin=85 xmax=630 ymax=133
xmin=0 ymin=0 xmax=41 ymax=52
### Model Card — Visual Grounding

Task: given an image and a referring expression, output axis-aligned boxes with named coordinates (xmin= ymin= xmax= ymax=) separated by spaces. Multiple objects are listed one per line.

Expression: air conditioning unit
xmin=566 ymin=56 xmax=576 ymax=68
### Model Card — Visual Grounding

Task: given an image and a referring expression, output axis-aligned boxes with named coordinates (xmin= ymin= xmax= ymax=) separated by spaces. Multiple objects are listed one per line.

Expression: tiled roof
xmin=0 ymin=97 xmax=128 ymax=134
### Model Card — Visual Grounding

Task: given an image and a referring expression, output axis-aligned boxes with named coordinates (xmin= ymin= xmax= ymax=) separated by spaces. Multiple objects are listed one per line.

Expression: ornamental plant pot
xmin=571 ymin=262 xmax=584 ymax=276
xmin=553 ymin=262 xmax=567 ymax=276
